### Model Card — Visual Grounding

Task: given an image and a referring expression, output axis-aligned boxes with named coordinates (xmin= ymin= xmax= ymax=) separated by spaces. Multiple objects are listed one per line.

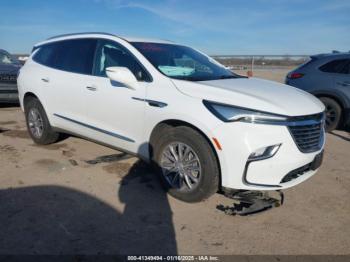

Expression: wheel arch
xmin=312 ymin=91 xmax=349 ymax=110
xmin=23 ymin=92 xmax=39 ymax=106
xmin=312 ymin=91 xmax=350 ymax=128
xmin=149 ymin=119 xmax=222 ymax=189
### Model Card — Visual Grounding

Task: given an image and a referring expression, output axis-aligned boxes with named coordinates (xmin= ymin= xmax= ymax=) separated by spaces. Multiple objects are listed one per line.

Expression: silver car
xmin=286 ymin=52 xmax=350 ymax=132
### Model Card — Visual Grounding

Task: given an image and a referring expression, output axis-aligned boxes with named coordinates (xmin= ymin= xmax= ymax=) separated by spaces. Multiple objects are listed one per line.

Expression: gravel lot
xmin=0 ymin=73 xmax=349 ymax=255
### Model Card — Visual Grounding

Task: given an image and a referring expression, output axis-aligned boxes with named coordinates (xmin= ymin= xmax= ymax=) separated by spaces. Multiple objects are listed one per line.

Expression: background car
xmin=286 ymin=52 xmax=350 ymax=132
xmin=0 ymin=49 xmax=21 ymax=103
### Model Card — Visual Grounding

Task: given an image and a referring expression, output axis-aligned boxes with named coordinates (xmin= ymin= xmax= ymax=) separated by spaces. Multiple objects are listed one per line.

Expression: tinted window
xmin=0 ymin=52 xmax=14 ymax=64
xmin=33 ymin=39 xmax=97 ymax=75
xmin=93 ymin=40 xmax=150 ymax=81
xmin=55 ymin=39 xmax=96 ymax=74
xmin=32 ymin=43 xmax=59 ymax=67
xmin=294 ymin=57 xmax=317 ymax=71
xmin=341 ymin=61 xmax=350 ymax=74
xmin=319 ymin=59 xmax=349 ymax=74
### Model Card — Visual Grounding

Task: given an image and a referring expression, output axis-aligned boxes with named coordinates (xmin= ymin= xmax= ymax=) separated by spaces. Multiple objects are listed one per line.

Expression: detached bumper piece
xmin=217 ymin=190 xmax=284 ymax=216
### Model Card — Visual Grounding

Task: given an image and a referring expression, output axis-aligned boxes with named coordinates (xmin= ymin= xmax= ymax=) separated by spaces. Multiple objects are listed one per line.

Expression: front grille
xmin=0 ymin=74 xmax=17 ymax=83
xmin=0 ymin=89 xmax=18 ymax=94
xmin=280 ymin=162 xmax=312 ymax=183
xmin=288 ymin=113 xmax=324 ymax=153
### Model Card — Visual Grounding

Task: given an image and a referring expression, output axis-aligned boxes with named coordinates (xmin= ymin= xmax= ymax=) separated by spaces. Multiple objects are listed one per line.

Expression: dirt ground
xmin=0 ymin=72 xmax=349 ymax=255
xmin=236 ymin=67 xmax=294 ymax=83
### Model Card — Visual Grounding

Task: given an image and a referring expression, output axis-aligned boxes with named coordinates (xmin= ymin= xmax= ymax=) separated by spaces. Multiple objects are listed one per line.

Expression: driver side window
xmin=93 ymin=40 xmax=150 ymax=81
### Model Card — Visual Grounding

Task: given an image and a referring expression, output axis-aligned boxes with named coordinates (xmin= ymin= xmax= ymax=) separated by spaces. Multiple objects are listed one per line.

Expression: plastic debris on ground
xmin=217 ymin=190 xmax=284 ymax=216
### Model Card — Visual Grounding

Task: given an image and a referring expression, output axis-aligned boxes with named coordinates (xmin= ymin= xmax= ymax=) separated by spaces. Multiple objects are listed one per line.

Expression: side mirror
xmin=106 ymin=67 xmax=138 ymax=89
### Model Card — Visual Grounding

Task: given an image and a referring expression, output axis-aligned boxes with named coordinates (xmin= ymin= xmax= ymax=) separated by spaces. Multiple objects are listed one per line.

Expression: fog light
xmin=248 ymin=144 xmax=281 ymax=161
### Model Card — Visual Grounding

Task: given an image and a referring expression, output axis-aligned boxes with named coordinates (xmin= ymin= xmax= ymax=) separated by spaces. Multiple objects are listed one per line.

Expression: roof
xmin=36 ymin=32 xmax=174 ymax=47
xmin=0 ymin=49 xmax=10 ymax=54
xmin=122 ymin=36 xmax=174 ymax=44
xmin=311 ymin=52 xmax=350 ymax=59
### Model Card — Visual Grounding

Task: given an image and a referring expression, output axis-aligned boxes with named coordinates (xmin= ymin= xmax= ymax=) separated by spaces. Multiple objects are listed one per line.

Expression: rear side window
xmin=32 ymin=43 xmax=59 ymax=67
xmin=33 ymin=39 xmax=97 ymax=75
xmin=319 ymin=59 xmax=350 ymax=74
xmin=293 ymin=57 xmax=318 ymax=71
xmin=55 ymin=39 xmax=97 ymax=74
xmin=342 ymin=61 xmax=350 ymax=74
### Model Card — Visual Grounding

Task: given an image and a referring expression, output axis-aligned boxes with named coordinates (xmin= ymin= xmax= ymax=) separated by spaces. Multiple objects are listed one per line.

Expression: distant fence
xmin=211 ymin=55 xmax=310 ymax=71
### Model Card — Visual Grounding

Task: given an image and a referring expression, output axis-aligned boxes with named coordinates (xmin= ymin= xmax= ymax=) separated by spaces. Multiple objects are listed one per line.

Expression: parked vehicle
xmin=0 ymin=49 xmax=21 ymax=102
xmin=286 ymin=52 xmax=350 ymax=132
xmin=17 ymin=33 xmax=325 ymax=202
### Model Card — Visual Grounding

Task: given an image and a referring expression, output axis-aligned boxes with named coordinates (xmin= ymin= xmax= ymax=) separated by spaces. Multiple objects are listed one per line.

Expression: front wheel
xmin=153 ymin=126 xmax=220 ymax=203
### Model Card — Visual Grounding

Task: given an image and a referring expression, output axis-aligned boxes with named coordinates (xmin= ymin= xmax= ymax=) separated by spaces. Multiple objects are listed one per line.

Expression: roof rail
xmin=47 ymin=32 xmax=118 ymax=40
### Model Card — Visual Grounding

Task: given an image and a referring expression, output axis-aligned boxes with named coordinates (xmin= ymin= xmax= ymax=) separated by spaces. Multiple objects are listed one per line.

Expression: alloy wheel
xmin=28 ymin=108 xmax=44 ymax=138
xmin=160 ymin=142 xmax=201 ymax=191
xmin=325 ymin=104 xmax=337 ymax=129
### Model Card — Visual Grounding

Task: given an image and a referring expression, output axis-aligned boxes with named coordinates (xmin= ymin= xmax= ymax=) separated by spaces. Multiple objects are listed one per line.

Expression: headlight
xmin=203 ymin=100 xmax=288 ymax=124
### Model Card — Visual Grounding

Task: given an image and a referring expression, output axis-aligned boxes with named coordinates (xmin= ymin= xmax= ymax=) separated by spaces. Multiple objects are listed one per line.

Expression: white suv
xmin=17 ymin=33 xmax=325 ymax=202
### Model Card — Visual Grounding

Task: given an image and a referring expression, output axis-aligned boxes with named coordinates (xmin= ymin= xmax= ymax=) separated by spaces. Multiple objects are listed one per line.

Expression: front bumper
xmin=212 ymin=122 xmax=325 ymax=190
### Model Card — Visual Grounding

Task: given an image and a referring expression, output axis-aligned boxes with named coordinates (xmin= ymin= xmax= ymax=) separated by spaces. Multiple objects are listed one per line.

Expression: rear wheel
xmin=319 ymin=97 xmax=342 ymax=132
xmin=153 ymin=126 xmax=220 ymax=203
xmin=25 ymin=98 xmax=59 ymax=144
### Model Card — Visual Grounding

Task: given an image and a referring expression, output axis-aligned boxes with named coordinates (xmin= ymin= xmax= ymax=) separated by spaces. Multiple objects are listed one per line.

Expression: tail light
xmin=288 ymin=72 xmax=304 ymax=79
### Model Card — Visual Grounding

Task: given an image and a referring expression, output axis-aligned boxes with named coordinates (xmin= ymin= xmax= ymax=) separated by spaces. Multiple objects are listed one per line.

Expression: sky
xmin=1 ymin=0 xmax=349 ymax=55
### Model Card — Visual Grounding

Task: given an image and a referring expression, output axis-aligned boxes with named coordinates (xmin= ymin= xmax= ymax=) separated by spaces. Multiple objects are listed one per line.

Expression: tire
xmin=24 ymin=97 xmax=59 ymax=145
xmin=319 ymin=97 xmax=342 ymax=132
xmin=152 ymin=126 xmax=220 ymax=203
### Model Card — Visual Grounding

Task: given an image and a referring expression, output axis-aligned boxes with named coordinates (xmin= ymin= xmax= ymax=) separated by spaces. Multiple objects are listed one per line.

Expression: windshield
xmin=131 ymin=42 xmax=241 ymax=81
xmin=0 ymin=51 xmax=18 ymax=65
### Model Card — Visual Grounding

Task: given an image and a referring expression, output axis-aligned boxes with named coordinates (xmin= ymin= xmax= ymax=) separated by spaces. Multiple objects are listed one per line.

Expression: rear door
xmin=41 ymin=39 xmax=98 ymax=135
xmin=334 ymin=60 xmax=350 ymax=91
xmin=319 ymin=58 xmax=350 ymax=91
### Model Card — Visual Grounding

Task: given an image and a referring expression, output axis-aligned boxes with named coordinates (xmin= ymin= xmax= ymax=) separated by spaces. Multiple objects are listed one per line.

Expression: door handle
xmin=86 ymin=86 xmax=97 ymax=91
xmin=337 ymin=81 xmax=350 ymax=87
xmin=41 ymin=78 xmax=49 ymax=83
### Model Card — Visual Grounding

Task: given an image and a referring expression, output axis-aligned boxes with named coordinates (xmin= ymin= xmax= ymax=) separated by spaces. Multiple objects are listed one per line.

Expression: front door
xmin=83 ymin=39 xmax=151 ymax=154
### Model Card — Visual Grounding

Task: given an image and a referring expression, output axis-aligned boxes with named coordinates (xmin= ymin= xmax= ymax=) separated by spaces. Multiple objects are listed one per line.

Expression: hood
xmin=172 ymin=77 xmax=324 ymax=116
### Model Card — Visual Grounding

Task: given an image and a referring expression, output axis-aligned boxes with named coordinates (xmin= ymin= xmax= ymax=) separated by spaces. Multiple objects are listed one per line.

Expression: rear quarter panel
xmin=17 ymin=59 xmax=48 ymax=112
xmin=287 ymin=57 xmax=350 ymax=109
